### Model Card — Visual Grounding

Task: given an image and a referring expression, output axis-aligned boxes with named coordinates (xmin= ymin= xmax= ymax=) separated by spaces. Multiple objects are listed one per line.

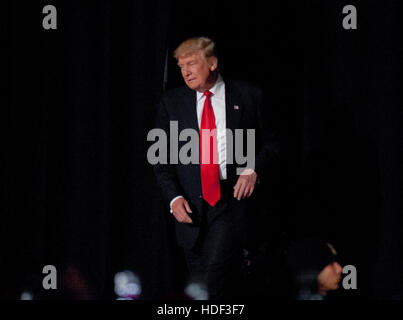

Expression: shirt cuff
xmin=170 ymin=196 xmax=184 ymax=214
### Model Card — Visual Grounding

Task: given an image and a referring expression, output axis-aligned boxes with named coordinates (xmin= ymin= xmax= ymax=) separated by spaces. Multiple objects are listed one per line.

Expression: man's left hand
xmin=233 ymin=169 xmax=257 ymax=200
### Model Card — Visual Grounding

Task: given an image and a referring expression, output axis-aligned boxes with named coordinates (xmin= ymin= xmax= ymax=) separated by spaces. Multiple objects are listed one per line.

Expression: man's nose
xmin=182 ymin=67 xmax=191 ymax=77
xmin=335 ymin=262 xmax=343 ymax=274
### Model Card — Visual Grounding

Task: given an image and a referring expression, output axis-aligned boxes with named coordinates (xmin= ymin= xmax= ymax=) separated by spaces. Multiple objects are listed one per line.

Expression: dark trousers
xmin=183 ymin=180 xmax=248 ymax=300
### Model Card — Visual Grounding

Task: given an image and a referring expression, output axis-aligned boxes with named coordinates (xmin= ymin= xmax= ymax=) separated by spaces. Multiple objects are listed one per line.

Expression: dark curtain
xmin=6 ymin=0 xmax=171 ymax=299
xmin=303 ymin=0 xmax=403 ymax=298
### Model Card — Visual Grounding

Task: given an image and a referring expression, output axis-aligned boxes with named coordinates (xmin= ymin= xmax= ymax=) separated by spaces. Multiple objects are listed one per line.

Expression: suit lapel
xmin=181 ymin=86 xmax=199 ymax=133
xmin=224 ymin=80 xmax=244 ymax=181
xmin=225 ymin=80 xmax=243 ymax=130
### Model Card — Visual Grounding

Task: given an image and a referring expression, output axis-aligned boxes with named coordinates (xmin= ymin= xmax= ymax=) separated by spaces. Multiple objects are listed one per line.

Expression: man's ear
xmin=209 ymin=56 xmax=218 ymax=71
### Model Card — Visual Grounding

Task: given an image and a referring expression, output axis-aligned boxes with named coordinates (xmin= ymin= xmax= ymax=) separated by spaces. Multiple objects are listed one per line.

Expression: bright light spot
xmin=20 ymin=291 xmax=33 ymax=300
xmin=185 ymin=282 xmax=208 ymax=300
xmin=114 ymin=270 xmax=142 ymax=299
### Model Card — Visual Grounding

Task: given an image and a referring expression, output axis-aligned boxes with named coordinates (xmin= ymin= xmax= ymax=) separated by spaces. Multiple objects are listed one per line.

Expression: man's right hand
xmin=171 ymin=198 xmax=193 ymax=223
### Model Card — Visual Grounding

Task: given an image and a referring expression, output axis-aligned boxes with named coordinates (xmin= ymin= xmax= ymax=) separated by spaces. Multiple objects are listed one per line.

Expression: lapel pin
xmin=234 ymin=105 xmax=239 ymax=110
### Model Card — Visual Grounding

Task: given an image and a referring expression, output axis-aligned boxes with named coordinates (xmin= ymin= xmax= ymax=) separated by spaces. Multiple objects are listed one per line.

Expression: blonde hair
xmin=173 ymin=37 xmax=216 ymax=60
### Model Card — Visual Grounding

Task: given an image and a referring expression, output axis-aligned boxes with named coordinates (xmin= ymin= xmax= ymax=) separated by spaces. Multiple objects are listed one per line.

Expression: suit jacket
xmin=153 ymin=79 xmax=279 ymax=249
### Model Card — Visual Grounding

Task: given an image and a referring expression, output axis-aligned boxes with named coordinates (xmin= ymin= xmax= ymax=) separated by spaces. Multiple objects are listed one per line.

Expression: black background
xmin=3 ymin=0 xmax=402 ymax=299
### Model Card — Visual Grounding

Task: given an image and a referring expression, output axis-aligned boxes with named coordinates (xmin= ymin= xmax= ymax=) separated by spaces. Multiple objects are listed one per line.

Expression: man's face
xmin=318 ymin=262 xmax=343 ymax=293
xmin=177 ymin=51 xmax=217 ymax=92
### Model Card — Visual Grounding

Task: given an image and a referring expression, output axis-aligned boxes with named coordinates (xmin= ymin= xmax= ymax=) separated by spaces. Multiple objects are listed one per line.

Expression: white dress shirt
xmin=170 ymin=74 xmax=227 ymax=212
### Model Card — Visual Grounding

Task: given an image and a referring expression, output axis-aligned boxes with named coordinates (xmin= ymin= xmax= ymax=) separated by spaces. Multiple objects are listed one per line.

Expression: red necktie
xmin=200 ymin=90 xmax=221 ymax=207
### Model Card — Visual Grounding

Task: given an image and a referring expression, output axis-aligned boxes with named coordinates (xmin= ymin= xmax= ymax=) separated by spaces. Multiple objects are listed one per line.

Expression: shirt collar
xmin=197 ymin=74 xmax=224 ymax=102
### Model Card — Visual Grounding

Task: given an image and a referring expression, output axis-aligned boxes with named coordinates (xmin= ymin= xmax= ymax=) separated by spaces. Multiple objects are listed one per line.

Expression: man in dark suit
xmin=153 ymin=37 xmax=278 ymax=299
